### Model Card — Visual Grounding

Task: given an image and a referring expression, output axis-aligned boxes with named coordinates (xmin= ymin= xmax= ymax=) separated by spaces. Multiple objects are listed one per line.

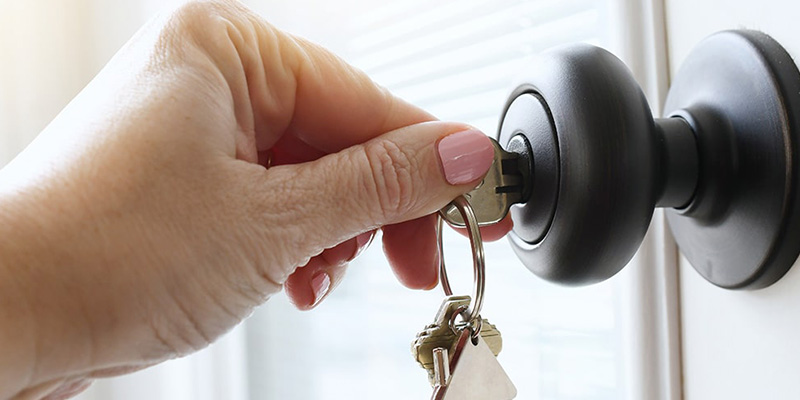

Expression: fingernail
xmin=436 ymin=129 xmax=494 ymax=185
xmin=424 ymin=248 xmax=441 ymax=290
xmin=349 ymin=231 xmax=375 ymax=261
xmin=424 ymin=279 xmax=439 ymax=291
xmin=310 ymin=271 xmax=331 ymax=307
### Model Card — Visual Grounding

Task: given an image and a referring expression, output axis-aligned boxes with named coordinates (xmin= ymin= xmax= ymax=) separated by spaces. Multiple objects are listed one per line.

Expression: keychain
xmin=410 ymin=195 xmax=517 ymax=400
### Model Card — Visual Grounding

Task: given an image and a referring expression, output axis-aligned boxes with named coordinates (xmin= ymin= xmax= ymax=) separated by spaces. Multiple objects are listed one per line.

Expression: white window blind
xmin=241 ymin=1 xmax=624 ymax=400
xmin=346 ymin=0 xmax=599 ymax=133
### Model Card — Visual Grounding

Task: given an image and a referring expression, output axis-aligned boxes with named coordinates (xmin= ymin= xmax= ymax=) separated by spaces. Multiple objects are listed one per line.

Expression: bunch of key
xmin=411 ymin=296 xmax=517 ymax=399
xmin=411 ymin=137 xmax=523 ymax=399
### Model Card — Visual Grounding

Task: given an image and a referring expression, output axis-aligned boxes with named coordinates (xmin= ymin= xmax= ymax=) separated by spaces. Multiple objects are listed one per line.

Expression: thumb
xmin=260 ymin=121 xmax=494 ymax=268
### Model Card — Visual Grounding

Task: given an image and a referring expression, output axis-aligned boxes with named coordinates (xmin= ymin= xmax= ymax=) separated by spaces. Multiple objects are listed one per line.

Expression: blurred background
xmin=0 ymin=1 xmax=664 ymax=399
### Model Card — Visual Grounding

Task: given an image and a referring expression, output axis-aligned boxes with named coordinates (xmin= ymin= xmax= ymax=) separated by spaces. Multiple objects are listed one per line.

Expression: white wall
xmin=0 ymin=0 xmax=172 ymax=165
xmin=0 ymin=0 xmax=90 ymax=163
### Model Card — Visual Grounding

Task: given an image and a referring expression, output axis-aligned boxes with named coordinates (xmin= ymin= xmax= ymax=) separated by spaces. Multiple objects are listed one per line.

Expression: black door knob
xmin=498 ymin=30 xmax=800 ymax=289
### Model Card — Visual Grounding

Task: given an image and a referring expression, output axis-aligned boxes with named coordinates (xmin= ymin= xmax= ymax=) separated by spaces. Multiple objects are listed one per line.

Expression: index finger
xmin=284 ymin=35 xmax=436 ymax=151
xmin=228 ymin=4 xmax=435 ymax=153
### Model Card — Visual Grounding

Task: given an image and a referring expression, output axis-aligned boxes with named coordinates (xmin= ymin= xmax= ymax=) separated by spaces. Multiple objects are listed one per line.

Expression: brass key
xmin=411 ymin=295 xmax=502 ymax=383
xmin=440 ymin=138 xmax=526 ymax=227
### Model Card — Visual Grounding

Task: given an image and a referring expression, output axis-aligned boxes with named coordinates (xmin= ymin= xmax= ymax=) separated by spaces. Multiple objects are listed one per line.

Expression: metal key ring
xmin=447 ymin=304 xmax=484 ymax=340
xmin=436 ymin=195 xmax=485 ymax=326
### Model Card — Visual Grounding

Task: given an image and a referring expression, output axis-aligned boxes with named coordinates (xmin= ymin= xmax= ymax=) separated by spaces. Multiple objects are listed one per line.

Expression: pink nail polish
xmin=437 ymin=129 xmax=494 ymax=185
xmin=310 ymin=271 xmax=331 ymax=307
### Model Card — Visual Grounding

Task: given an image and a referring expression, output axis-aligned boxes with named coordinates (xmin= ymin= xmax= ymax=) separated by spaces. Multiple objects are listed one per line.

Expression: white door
xmin=665 ymin=1 xmax=800 ymax=398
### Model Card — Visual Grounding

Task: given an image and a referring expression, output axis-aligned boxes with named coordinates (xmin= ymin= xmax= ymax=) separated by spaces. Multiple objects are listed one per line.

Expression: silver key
xmin=431 ymin=328 xmax=517 ymax=400
xmin=440 ymin=138 xmax=526 ymax=227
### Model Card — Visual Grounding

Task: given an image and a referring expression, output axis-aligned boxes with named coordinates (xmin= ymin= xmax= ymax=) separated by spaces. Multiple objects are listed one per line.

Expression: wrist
xmin=0 ymin=195 xmax=43 ymax=397
xmin=0 ymin=241 xmax=36 ymax=398
xmin=0 ymin=186 xmax=95 ymax=396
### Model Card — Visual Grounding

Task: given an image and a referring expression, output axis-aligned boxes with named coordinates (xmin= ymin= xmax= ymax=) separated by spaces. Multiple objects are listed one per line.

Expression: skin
xmin=0 ymin=1 xmax=512 ymax=399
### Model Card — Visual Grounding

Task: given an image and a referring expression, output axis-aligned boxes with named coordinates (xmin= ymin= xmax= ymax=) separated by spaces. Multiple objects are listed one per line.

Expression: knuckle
xmin=167 ymin=1 xmax=223 ymax=33
xmin=164 ymin=1 xmax=249 ymax=46
xmin=154 ymin=1 xmax=231 ymax=63
xmin=169 ymin=0 xmax=228 ymax=26
xmin=360 ymin=140 xmax=419 ymax=222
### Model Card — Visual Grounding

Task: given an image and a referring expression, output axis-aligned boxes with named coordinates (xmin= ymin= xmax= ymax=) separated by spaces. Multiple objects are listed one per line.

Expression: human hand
xmin=0 ymin=1 xmax=511 ymax=398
